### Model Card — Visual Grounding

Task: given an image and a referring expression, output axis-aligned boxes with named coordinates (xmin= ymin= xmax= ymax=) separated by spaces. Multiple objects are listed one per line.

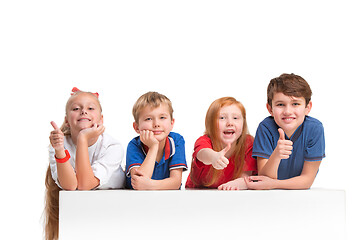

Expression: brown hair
xmin=267 ymin=73 xmax=312 ymax=106
xmin=190 ymin=97 xmax=251 ymax=187
xmin=132 ymin=91 xmax=173 ymax=123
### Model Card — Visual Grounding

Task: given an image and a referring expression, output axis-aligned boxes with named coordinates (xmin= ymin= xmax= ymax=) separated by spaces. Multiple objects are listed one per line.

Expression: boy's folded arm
xmin=275 ymin=160 xmax=321 ymax=189
xmin=257 ymin=155 xmax=281 ymax=179
xmin=136 ymin=145 xmax=158 ymax=178
xmin=150 ymin=168 xmax=183 ymax=190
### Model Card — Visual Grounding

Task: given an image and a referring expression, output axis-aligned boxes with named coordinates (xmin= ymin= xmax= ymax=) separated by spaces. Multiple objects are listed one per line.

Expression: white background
xmin=0 ymin=1 xmax=358 ymax=239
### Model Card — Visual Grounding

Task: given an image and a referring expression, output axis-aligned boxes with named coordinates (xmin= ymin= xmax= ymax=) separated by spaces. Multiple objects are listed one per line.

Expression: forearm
xmin=137 ymin=145 xmax=158 ymax=178
xmin=258 ymin=155 xmax=282 ymax=179
xmin=150 ymin=176 xmax=182 ymax=190
xmin=131 ymin=169 xmax=182 ymax=190
xmin=272 ymin=175 xmax=315 ymax=190
xmin=56 ymin=162 xmax=77 ymax=190
xmin=196 ymin=148 xmax=216 ymax=165
xmin=75 ymin=137 xmax=99 ymax=190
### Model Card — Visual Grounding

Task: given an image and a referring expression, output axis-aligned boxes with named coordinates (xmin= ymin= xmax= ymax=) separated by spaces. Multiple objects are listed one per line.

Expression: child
xmin=125 ymin=92 xmax=188 ymax=190
xmin=247 ymin=73 xmax=325 ymax=190
xmin=44 ymin=87 xmax=125 ymax=240
xmin=185 ymin=97 xmax=257 ymax=190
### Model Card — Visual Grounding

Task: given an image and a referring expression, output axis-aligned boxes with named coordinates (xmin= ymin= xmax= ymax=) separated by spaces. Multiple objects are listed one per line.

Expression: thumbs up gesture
xmin=275 ymin=128 xmax=293 ymax=160
xmin=211 ymin=143 xmax=231 ymax=170
xmin=49 ymin=121 xmax=65 ymax=151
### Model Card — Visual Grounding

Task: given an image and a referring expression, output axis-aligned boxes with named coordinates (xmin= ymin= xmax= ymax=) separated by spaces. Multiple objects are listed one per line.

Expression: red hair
xmin=190 ymin=97 xmax=251 ymax=187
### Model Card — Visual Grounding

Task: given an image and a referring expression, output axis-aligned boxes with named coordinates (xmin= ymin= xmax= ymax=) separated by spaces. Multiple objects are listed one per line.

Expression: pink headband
xmin=71 ymin=87 xmax=99 ymax=98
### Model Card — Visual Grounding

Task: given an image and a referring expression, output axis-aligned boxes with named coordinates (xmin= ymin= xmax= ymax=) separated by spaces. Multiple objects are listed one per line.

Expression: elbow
xmin=59 ymin=181 xmax=77 ymax=191
xmin=77 ymin=183 xmax=93 ymax=191
xmin=174 ymin=182 xmax=182 ymax=190
xmin=302 ymin=182 xmax=313 ymax=190
xmin=62 ymin=184 xmax=77 ymax=191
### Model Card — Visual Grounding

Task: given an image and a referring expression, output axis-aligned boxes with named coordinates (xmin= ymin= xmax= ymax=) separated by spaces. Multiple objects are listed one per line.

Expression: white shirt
xmin=49 ymin=133 xmax=125 ymax=189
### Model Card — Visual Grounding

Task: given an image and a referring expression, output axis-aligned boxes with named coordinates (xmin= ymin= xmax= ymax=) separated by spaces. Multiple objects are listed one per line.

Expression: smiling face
xmin=217 ymin=104 xmax=244 ymax=148
xmin=133 ymin=103 xmax=174 ymax=143
xmin=65 ymin=93 xmax=103 ymax=135
xmin=267 ymin=92 xmax=312 ymax=137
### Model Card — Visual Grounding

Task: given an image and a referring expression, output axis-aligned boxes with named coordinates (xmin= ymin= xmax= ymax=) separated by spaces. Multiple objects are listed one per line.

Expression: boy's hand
xmin=211 ymin=143 xmax=231 ymax=170
xmin=245 ymin=176 xmax=276 ymax=190
xmin=49 ymin=121 xmax=65 ymax=152
xmin=274 ymin=128 xmax=293 ymax=160
xmin=131 ymin=168 xmax=154 ymax=190
xmin=139 ymin=130 xmax=159 ymax=149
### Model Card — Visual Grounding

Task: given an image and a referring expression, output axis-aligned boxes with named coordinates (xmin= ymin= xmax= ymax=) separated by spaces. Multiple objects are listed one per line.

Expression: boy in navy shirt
xmin=247 ymin=73 xmax=325 ymax=189
xmin=126 ymin=92 xmax=187 ymax=190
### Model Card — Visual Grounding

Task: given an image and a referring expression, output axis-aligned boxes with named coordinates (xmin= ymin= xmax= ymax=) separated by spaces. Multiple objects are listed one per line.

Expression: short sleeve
xmin=91 ymin=142 xmax=125 ymax=188
xmin=185 ymin=135 xmax=214 ymax=188
xmin=168 ymin=134 xmax=188 ymax=171
xmin=252 ymin=121 xmax=277 ymax=160
xmin=48 ymin=145 xmax=62 ymax=188
xmin=304 ymin=122 xmax=326 ymax=161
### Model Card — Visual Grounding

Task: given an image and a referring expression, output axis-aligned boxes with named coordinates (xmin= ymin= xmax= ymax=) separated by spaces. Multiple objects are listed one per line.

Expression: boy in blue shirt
xmin=247 ymin=73 xmax=325 ymax=189
xmin=126 ymin=92 xmax=187 ymax=190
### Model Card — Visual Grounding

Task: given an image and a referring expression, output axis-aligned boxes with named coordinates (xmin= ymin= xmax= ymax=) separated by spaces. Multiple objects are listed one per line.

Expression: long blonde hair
xmin=44 ymin=88 xmax=102 ymax=240
xmin=190 ymin=97 xmax=251 ymax=187
xmin=44 ymin=166 xmax=60 ymax=240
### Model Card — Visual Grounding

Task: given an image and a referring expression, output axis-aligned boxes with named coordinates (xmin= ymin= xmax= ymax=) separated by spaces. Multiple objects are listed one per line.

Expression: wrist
xmin=54 ymin=148 xmax=66 ymax=158
xmin=55 ymin=149 xmax=71 ymax=163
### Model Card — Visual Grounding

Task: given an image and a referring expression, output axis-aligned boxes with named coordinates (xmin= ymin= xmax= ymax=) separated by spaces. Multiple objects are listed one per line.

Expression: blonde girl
xmin=185 ymin=97 xmax=257 ymax=190
xmin=44 ymin=88 xmax=125 ymax=240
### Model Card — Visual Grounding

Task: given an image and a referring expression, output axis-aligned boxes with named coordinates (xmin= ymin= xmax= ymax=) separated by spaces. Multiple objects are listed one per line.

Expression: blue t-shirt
xmin=252 ymin=116 xmax=325 ymax=180
xmin=125 ymin=132 xmax=188 ymax=189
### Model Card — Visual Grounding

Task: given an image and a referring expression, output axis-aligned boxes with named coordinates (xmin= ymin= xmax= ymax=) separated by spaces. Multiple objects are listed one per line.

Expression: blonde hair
xmin=44 ymin=167 xmax=60 ymax=240
xmin=190 ymin=97 xmax=252 ymax=187
xmin=60 ymin=90 xmax=102 ymax=136
xmin=132 ymin=91 xmax=173 ymax=123
xmin=44 ymin=89 xmax=102 ymax=240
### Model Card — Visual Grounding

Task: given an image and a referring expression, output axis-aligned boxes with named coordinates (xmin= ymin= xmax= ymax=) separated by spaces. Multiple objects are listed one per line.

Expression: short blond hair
xmin=132 ymin=92 xmax=173 ymax=123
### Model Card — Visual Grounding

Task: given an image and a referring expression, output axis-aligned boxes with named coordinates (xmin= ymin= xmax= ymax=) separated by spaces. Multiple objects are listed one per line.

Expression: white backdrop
xmin=0 ymin=1 xmax=358 ymax=239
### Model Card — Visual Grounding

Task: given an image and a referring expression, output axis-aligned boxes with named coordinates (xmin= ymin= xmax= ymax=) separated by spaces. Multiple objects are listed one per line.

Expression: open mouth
xmin=223 ymin=130 xmax=235 ymax=136
xmin=78 ymin=118 xmax=91 ymax=122
xmin=282 ymin=117 xmax=295 ymax=123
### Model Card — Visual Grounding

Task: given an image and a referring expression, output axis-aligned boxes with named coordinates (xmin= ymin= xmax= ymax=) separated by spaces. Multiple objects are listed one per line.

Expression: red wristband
xmin=55 ymin=149 xmax=70 ymax=163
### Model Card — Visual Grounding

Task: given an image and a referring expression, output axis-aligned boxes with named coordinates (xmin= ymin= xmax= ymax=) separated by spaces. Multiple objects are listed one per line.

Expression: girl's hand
xmin=139 ymin=130 xmax=159 ymax=149
xmin=218 ymin=177 xmax=248 ymax=190
xmin=274 ymin=128 xmax=293 ymax=160
xmin=131 ymin=168 xmax=154 ymax=190
xmin=49 ymin=121 xmax=65 ymax=152
xmin=211 ymin=143 xmax=231 ymax=170
xmin=78 ymin=123 xmax=105 ymax=142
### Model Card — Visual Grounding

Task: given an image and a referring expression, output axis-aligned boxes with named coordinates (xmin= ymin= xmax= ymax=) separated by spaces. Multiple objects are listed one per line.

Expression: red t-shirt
xmin=185 ymin=134 xmax=257 ymax=188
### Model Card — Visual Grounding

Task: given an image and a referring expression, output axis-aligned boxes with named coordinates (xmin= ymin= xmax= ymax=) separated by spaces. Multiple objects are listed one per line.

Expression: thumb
xmin=50 ymin=121 xmax=59 ymax=130
xmin=278 ymin=128 xmax=285 ymax=140
xmin=221 ymin=143 xmax=231 ymax=155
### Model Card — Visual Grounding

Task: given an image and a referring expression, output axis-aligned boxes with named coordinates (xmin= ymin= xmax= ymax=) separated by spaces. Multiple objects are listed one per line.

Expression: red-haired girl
xmin=185 ymin=97 xmax=257 ymax=190
xmin=44 ymin=88 xmax=125 ymax=240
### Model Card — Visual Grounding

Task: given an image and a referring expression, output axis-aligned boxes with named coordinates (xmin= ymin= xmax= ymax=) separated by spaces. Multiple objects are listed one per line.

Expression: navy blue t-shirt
xmin=252 ymin=116 xmax=325 ymax=180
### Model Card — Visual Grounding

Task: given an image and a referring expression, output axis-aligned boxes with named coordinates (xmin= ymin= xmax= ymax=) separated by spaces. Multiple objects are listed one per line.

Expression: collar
xmin=141 ymin=136 xmax=175 ymax=161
